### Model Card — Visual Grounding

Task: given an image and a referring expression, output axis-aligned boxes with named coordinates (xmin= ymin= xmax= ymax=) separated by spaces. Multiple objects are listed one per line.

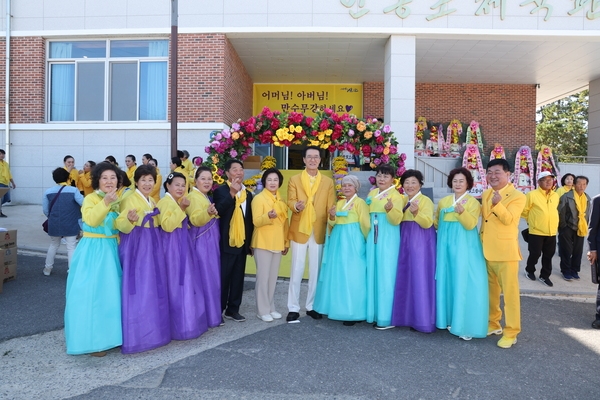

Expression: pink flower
xmin=204 ymin=146 xmax=211 ymax=153
xmin=305 ymin=117 xmax=314 ymax=125
xmin=381 ymin=155 xmax=389 ymax=163
xmin=230 ymin=149 xmax=238 ymax=158
xmin=194 ymin=157 xmax=203 ymax=166
xmin=368 ymin=176 xmax=376 ymax=185
xmin=373 ymin=158 xmax=381 ymax=166
xmin=217 ymin=169 xmax=224 ymax=176
xmin=383 ymin=125 xmax=391 ymax=133
xmin=324 ymin=108 xmax=333 ymax=115
xmin=222 ymin=131 xmax=231 ymax=139
xmin=319 ymin=120 xmax=330 ymax=131
xmin=374 ymin=130 xmax=381 ymax=137
xmin=400 ymin=153 xmax=407 ymax=161
xmin=389 ymin=145 xmax=397 ymax=154
xmin=348 ymin=129 xmax=355 ymax=137
xmin=231 ymin=123 xmax=240 ymax=130
xmin=211 ymin=142 xmax=220 ymax=149
xmin=397 ymin=167 xmax=406 ymax=176
xmin=215 ymin=133 xmax=223 ymax=141
xmin=375 ymin=145 xmax=384 ymax=154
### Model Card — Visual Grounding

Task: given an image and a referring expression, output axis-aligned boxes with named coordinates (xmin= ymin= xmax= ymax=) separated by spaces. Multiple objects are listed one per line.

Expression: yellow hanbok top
xmin=401 ymin=193 xmax=434 ymax=229
xmin=78 ymin=171 xmax=93 ymax=196
xmin=150 ymin=167 xmax=162 ymax=203
xmin=82 ymin=193 xmax=113 ymax=228
xmin=434 ymin=194 xmax=480 ymax=231
xmin=329 ymin=196 xmax=370 ymax=238
xmin=366 ymin=187 xmax=403 ymax=226
xmin=186 ymin=187 xmax=217 ymax=227
xmin=115 ymin=189 xmax=159 ymax=234
xmin=157 ymin=193 xmax=187 ymax=232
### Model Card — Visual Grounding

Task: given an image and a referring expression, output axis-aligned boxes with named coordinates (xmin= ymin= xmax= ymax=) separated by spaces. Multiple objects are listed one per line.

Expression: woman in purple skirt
xmin=116 ymin=164 xmax=171 ymax=353
xmin=391 ymin=169 xmax=437 ymax=333
xmin=187 ymin=166 xmax=222 ymax=328
xmin=158 ymin=172 xmax=208 ymax=340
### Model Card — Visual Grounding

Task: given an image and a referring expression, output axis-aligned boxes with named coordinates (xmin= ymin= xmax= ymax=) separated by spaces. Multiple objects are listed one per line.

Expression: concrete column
xmin=589 ymin=78 xmax=600 ymax=163
xmin=384 ymin=35 xmax=416 ymax=168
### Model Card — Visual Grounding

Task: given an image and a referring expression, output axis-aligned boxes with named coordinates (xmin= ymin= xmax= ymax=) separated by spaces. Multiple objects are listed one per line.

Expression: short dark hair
xmin=176 ymin=150 xmax=184 ymax=159
xmin=163 ymin=171 xmax=187 ymax=191
xmin=126 ymin=154 xmax=136 ymax=162
xmin=52 ymin=167 xmax=70 ymax=184
xmin=105 ymin=155 xmax=117 ymax=165
xmin=224 ymin=158 xmax=243 ymax=172
xmin=486 ymin=158 xmax=510 ymax=172
xmin=151 ymin=158 xmax=158 ymax=167
xmin=375 ymin=163 xmax=395 ymax=177
xmin=195 ymin=166 xmax=212 ymax=180
xmin=86 ymin=160 xmax=96 ymax=169
xmin=261 ymin=168 xmax=284 ymax=188
xmin=447 ymin=167 xmax=474 ymax=190
xmin=400 ymin=169 xmax=424 ymax=186
xmin=134 ymin=164 xmax=157 ymax=183
xmin=64 ymin=155 xmax=74 ymax=163
xmin=0 ymin=149 xmax=5 ymax=155
xmin=143 ymin=153 xmax=153 ymax=160
xmin=119 ymin=170 xmax=131 ymax=188
xmin=303 ymin=146 xmax=321 ymax=158
xmin=91 ymin=162 xmax=121 ymax=190
xmin=575 ymin=175 xmax=589 ymax=185
xmin=561 ymin=173 xmax=575 ymax=186
xmin=170 ymin=156 xmax=182 ymax=168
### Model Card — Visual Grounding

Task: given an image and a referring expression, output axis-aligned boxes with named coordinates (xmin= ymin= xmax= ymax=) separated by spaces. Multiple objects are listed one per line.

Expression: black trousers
xmin=220 ymin=252 xmax=247 ymax=314
xmin=526 ymin=234 xmax=556 ymax=279
xmin=558 ymin=227 xmax=584 ymax=274
xmin=596 ymin=284 xmax=600 ymax=320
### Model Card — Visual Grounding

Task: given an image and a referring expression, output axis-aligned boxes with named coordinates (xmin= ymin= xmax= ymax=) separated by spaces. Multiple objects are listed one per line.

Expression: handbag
xmin=42 ymin=185 xmax=66 ymax=233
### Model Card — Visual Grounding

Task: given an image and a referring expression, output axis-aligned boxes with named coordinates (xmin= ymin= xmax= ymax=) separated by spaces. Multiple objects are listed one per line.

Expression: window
xmin=48 ymin=40 xmax=168 ymax=122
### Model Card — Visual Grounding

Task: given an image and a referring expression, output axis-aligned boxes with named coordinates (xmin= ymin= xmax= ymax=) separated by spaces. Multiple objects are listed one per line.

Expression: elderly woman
xmin=365 ymin=164 xmax=403 ymax=330
xmin=115 ymin=164 xmax=171 ymax=353
xmin=158 ymin=172 xmax=208 ymax=340
xmin=391 ymin=169 xmax=437 ymax=333
xmin=187 ymin=166 xmax=222 ymax=328
xmin=314 ymin=175 xmax=370 ymax=325
xmin=251 ymin=168 xmax=289 ymax=322
xmin=43 ymin=168 xmax=84 ymax=276
xmin=435 ymin=167 xmax=488 ymax=340
xmin=64 ymin=162 xmax=123 ymax=356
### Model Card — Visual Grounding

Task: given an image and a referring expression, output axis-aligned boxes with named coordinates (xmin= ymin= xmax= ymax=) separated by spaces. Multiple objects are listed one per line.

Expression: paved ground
xmin=1 ymin=205 xmax=599 ymax=399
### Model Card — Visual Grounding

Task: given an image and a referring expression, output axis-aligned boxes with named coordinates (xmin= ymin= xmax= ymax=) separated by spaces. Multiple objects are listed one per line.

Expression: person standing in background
xmin=0 ymin=149 xmax=16 ymax=213
xmin=125 ymin=155 xmax=137 ymax=189
xmin=586 ymin=194 xmax=600 ymax=330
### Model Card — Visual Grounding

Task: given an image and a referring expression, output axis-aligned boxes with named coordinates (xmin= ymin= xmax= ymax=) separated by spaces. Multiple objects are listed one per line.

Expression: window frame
xmin=46 ymin=38 xmax=169 ymax=123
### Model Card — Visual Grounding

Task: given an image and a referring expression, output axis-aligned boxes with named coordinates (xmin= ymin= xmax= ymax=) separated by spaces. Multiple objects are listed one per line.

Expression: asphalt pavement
xmin=0 ymin=205 xmax=599 ymax=399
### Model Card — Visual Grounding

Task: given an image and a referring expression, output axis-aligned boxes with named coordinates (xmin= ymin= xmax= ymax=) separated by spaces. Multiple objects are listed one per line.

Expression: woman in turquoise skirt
xmin=64 ymin=162 xmax=123 ymax=356
xmin=314 ymin=175 xmax=370 ymax=325
xmin=365 ymin=164 xmax=403 ymax=330
xmin=435 ymin=167 xmax=489 ymax=340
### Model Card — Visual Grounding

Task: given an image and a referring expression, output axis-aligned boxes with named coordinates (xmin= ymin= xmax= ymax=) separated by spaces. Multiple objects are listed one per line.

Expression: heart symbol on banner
xmin=345 ymin=105 xmax=353 ymax=112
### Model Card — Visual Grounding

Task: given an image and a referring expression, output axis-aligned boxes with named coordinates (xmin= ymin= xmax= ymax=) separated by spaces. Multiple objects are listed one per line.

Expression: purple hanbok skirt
xmin=189 ymin=218 xmax=222 ymax=328
xmin=119 ymin=210 xmax=171 ymax=353
xmin=161 ymin=217 xmax=208 ymax=340
xmin=391 ymin=221 xmax=437 ymax=333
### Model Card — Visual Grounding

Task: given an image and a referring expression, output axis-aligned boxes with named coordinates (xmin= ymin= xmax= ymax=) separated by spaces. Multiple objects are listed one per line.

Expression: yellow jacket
xmin=78 ymin=171 xmax=93 ymax=196
xmin=555 ymin=186 xmax=572 ymax=198
xmin=115 ymin=190 xmax=159 ymax=234
xmin=522 ymin=187 xmax=559 ymax=236
xmin=126 ymin=165 xmax=137 ymax=189
xmin=182 ymin=158 xmax=194 ymax=179
xmin=186 ymin=187 xmax=218 ymax=227
xmin=65 ymin=167 xmax=79 ymax=187
xmin=401 ymin=193 xmax=434 ymax=229
xmin=150 ymin=167 xmax=162 ymax=203
xmin=287 ymin=172 xmax=336 ymax=245
xmin=251 ymin=190 xmax=290 ymax=251
xmin=480 ymin=184 xmax=526 ymax=262
xmin=0 ymin=160 xmax=12 ymax=185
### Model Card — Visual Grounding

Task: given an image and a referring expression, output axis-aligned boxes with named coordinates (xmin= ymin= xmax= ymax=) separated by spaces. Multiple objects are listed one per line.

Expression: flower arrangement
xmin=514 ymin=146 xmax=535 ymax=194
xmin=204 ymin=107 xmax=405 ymax=182
xmin=260 ymin=156 xmax=277 ymax=170
xmin=461 ymin=144 xmax=486 ymax=198
xmin=414 ymin=116 xmax=427 ymax=151
xmin=465 ymin=120 xmax=483 ymax=152
xmin=536 ymin=145 xmax=561 ymax=186
xmin=490 ymin=144 xmax=505 ymax=160
xmin=332 ymin=156 xmax=349 ymax=199
xmin=446 ymin=119 xmax=462 ymax=155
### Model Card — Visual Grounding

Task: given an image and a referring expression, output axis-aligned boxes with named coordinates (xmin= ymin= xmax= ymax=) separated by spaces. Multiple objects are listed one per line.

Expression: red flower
xmin=319 ymin=120 xmax=330 ymax=131
xmin=305 ymin=117 xmax=314 ymax=125
xmin=324 ymin=108 xmax=333 ymax=116
xmin=376 ymin=136 xmax=384 ymax=144
xmin=362 ymin=144 xmax=372 ymax=157
xmin=289 ymin=112 xmax=303 ymax=125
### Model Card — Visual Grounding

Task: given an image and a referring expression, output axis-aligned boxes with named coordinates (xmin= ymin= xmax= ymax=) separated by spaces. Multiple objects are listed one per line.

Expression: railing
xmin=556 ymin=155 xmax=600 ymax=164
xmin=414 ymin=156 xmax=459 ymax=188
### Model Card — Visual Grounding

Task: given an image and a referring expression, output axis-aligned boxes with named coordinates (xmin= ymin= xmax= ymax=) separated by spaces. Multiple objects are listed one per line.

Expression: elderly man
xmin=558 ymin=176 xmax=590 ymax=281
xmin=286 ymin=146 xmax=336 ymax=323
xmin=586 ymin=194 xmax=600 ymax=329
xmin=521 ymin=171 xmax=560 ymax=287
xmin=480 ymin=159 xmax=526 ymax=349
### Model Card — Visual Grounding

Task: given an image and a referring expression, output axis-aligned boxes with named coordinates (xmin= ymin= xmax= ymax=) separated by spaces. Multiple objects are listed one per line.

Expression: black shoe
xmin=592 ymin=319 xmax=600 ymax=329
xmin=524 ymin=271 xmax=536 ymax=281
xmin=571 ymin=272 xmax=580 ymax=280
xmin=561 ymin=272 xmax=573 ymax=281
xmin=306 ymin=310 xmax=322 ymax=320
xmin=343 ymin=321 xmax=357 ymax=326
xmin=538 ymin=276 xmax=553 ymax=287
xmin=0 ymin=212 xmax=6 ymax=218
xmin=219 ymin=316 xmax=225 ymax=326
xmin=223 ymin=311 xmax=246 ymax=322
xmin=286 ymin=312 xmax=300 ymax=323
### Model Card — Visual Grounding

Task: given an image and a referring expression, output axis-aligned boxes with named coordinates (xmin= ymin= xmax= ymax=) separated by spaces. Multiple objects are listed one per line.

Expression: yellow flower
xmin=335 ymin=184 xmax=341 ymax=191
xmin=364 ymin=131 xmax=373 ymax=139
xmin=318 ymin=132 xmax=325 ymax=141
xmin=370 ymin=162 xmax=376 ymax=169
xmin=231 ymin=131 xmax=240 ymax=140
xmin=216 ymin=177 xmax=224 ymax=184
xmin=294 ymin=125 xmax=302 ymax=133
xmin=356 ymin=121 xmax=366 ymax=132
xmin=211 ymin=155 xmax=219 ymax=164
xmin=211 ymin=164 xmax=218 ymax=173
xmin=310 ymin=140 xmax=320 ymax=147
xmin=321 ymin=143 xmax=331 ymax=149
xmin=324 ymin=129 xmax=332 ymax=136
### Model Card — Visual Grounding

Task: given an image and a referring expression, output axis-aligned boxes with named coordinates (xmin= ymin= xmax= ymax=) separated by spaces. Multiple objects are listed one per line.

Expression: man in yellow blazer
xmin=480 ymin=159 xmax=526 ymax=349
xmin=286 ymin=146 xmax=336 ymax=323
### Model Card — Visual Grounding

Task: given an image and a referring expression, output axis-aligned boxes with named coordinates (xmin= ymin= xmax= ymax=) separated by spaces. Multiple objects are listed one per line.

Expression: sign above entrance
xmin=253 ymin=84 xmax=363 ymax=119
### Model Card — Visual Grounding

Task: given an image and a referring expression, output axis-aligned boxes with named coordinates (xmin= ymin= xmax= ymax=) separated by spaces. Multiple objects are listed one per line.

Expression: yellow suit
xmin=287 ymin=173 xmax=336 ymax=245
xmin=480 ymin=184 xmax=526 ymax=339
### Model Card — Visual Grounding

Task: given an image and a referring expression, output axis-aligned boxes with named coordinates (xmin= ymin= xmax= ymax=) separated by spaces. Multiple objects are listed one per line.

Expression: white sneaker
xmin=459 ymin=336 xmax=472 ymax=341
xmin=3 ymin=201 xmax=12 ymax=206
xmin=257 ymin=314 xmax=274 ymax=322
xmin=270 ymin=311 xmax=282 ymax=319
xmin=43 ymin=267 xmax=52 ymax=276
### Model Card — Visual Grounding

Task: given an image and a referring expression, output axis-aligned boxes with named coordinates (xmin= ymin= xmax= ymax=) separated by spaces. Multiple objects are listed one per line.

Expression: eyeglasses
xmin=305 ymin=156 xmax=320 ymax=160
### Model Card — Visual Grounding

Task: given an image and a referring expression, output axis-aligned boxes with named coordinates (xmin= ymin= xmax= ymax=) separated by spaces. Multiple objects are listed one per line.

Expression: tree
xmin=536 ymin=90 xmax=588 ymax=163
